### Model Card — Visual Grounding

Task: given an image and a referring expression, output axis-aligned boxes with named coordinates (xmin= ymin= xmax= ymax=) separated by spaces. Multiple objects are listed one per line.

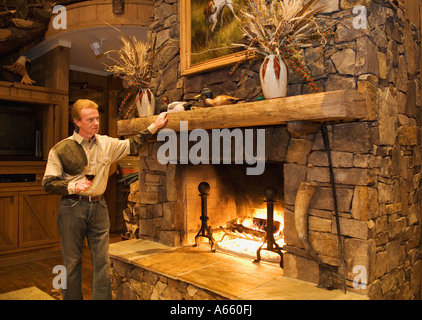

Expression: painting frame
xmin=179 ymin=0 xmax=249 ymax=76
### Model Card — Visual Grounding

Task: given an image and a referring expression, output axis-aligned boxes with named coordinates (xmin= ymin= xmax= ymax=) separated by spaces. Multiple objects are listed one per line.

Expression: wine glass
xmin=84 ymin=166 xmax=96 ymax=198
xmin=85 ymin=166 xmax=96 ymax=182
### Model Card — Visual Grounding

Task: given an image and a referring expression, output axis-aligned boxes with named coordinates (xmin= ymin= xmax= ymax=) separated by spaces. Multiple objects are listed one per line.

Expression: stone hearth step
xmin=109 ymin=239 xmax=367 ymax=300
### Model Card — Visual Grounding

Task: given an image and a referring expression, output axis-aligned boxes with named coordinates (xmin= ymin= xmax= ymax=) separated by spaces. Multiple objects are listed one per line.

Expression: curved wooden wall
xmin=45 ymin=0 xmax=154 ymax=38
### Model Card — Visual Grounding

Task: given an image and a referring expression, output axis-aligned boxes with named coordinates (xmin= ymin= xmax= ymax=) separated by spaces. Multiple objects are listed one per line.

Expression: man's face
xmin=74 ymin=108 xmax=100 ymax=139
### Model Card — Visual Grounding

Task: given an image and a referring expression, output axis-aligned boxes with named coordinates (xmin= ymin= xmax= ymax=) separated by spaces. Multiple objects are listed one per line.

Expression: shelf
xmin=0 ymin=81 xmax=67 ymax=103
xmin=117 ymin=90 xmax=367 ymax=136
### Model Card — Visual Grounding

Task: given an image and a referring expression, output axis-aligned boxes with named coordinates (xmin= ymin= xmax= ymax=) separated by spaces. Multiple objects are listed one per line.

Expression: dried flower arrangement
xmin=231 ymin=0 xmax=336 ymax=92
xmin=103 ymin=24 xmax=156 ymax=119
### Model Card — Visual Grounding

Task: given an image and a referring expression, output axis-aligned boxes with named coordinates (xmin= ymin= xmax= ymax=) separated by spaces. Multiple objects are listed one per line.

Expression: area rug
xmin=0 ymin=286 xmax=55 ymax=300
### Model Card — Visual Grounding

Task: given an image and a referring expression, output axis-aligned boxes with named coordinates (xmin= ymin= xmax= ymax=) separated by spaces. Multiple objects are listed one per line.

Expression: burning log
xmin=224 ymin=219 xmax=265 ymax=240
xmin=224 ymin=217 xmax=282 ymax=240
xmin=217 ymin=187 xmax=286 ymax=267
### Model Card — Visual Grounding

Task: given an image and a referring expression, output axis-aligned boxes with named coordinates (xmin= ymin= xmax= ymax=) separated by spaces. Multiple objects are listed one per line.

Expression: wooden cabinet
xmin=0 ymin=82 xmax=67 ymax=266
xmin=0 ymin=190 xmax=60 ymax=253
xmin=0 ymin=193 xmax=19 ymax=252
xmin=19 ymin=191 xmax=60 ymax=249
xmin=0 ymin=162 xmax=61 ymax=265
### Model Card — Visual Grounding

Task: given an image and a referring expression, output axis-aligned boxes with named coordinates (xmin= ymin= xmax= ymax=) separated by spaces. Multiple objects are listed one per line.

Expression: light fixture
xmin=89 ymin=40 xmax=103 ymax=57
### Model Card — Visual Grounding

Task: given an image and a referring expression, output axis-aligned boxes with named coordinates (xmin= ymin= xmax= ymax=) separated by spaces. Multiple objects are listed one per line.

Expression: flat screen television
xmin=0 ymin=101 xmax=43 ymax=159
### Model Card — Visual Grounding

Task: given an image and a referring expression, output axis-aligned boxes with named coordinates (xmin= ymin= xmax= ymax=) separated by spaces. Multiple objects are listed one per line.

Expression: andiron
xmin=254 ymin=186 xmax=283 ymax=267
xmin=193 ymin=181 xmax=216 ymax=252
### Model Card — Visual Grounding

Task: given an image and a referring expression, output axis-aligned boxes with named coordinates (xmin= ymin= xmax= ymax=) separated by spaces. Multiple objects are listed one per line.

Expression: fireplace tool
xmin=193 ymin=182 xmax=216 ymax=252
xmin=321 ymin=123 xmax=347 ymax=293
xmin=254 ymin=186 xmax=283 ymax=268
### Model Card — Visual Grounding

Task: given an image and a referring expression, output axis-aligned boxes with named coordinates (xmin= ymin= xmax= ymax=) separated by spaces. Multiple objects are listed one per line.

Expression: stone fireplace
xmin=131 ymin=128 xmax=287 ymax=254
xmin=110 ymin=0 xmax=422 ymax=300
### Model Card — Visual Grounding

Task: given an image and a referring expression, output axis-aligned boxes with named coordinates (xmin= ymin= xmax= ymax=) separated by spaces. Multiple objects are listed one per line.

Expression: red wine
xmin=85 ymin=174 xmax=95 ymax=181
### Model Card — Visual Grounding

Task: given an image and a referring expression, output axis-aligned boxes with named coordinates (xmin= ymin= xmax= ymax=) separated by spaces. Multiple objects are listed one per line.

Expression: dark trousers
xmin=57 ymin=197 xmax=112 ymax=300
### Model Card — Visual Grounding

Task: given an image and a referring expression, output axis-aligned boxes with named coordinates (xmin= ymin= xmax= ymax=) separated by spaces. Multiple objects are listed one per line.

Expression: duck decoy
xmin=167 ymin=101 xmax=187 ymax=113
xmin=166 ymin=100 xmax=196 ymax=113
xmin=194 ymin=88 xmax=242 ymax=107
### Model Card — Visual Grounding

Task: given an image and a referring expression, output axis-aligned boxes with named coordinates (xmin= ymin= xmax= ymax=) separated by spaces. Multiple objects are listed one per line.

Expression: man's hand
xmin=75 ymin=179 xmax=93 ymax=193
xmin=154 ymin=112 xmax=168 ymax=129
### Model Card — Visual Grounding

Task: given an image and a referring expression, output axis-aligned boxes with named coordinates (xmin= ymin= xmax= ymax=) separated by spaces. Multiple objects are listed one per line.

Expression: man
xmin=43 ymin=99 xmax=167 ymax=300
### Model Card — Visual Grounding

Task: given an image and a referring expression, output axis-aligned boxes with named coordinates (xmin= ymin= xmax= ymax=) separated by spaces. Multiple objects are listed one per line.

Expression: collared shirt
xmin=43 ymin=124 xmax=156 ymax=197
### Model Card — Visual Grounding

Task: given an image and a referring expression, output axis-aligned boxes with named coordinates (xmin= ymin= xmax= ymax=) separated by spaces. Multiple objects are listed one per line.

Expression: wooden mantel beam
xmin=117 ymin=90 xmax=367 ymax=136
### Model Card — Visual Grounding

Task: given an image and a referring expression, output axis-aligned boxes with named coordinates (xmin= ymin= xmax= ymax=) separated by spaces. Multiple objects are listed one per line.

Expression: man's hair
xmin=71 ymin=99 xmax=98 ymax=129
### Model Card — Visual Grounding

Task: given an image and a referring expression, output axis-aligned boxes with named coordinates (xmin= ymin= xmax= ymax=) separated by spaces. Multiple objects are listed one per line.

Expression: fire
xmin=217 ymin=208 xmax=285 ymax=262
xmin=237 ymin=208 xmax=284 ymax=240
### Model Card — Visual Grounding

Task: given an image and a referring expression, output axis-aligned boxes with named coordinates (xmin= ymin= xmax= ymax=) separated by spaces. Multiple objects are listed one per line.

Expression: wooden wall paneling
xmin=96 ymin=2 xmax=115 ymax=22
xmin=40 ymin=103 xmax=62 ymax=160
xmin=125 ymin=3 xmax=139 ymax=21
xmin=44 ymin=46 xmax=70 ymax=91
xmin=32 ymin=46 xmax=70 ymax=141
xmin=44 ymin=46 xmax=69 ymax=141
xmin=138 ymin=1 xmax=154 ymax=22
xmin=78 ymin=3 xmax=97 ymax=25
xmin=45 ymin=1 xmax=154 ymax=38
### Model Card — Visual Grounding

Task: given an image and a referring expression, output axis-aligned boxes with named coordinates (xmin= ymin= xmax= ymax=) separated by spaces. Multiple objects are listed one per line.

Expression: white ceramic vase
xmin=259 ymin=54 xmax=288 ymax=99
xmin=136 ymin=88 xmax=155 ymax=117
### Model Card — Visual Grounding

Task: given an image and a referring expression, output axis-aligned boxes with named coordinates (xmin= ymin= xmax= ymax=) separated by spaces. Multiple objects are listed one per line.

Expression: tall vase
xmin=136 ymin=88 xmax=155 ymax=117
xmin=259 ymin=54 xmax=288 ymax=99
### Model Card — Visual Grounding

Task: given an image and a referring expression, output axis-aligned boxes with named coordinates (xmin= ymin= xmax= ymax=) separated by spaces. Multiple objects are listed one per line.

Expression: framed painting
xmin=180 ymin=0 xmax=249 ymax=76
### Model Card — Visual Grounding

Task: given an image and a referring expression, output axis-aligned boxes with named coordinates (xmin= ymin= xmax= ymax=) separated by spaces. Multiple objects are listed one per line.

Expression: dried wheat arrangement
xmin=103 ymin=24 xmax=156 ymax=119
xmin=231 ymin=0 xmax=336 ymax=91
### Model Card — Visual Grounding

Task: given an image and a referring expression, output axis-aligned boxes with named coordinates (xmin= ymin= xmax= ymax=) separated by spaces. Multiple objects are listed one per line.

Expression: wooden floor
xmin=0 ymin=232 xmax=122 ymax=300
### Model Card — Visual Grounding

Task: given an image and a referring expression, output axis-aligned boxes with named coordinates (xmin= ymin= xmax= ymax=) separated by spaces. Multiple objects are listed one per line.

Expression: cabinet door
xmin=0 ymin=193 xmax=19 ymax=252
xmin=19 ymin=191 xmax=60 ymax=248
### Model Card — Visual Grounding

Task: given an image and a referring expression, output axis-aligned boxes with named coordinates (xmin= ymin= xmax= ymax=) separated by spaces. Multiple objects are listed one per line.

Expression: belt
xmin=63 ymin=194 xmax=103 ymax=202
